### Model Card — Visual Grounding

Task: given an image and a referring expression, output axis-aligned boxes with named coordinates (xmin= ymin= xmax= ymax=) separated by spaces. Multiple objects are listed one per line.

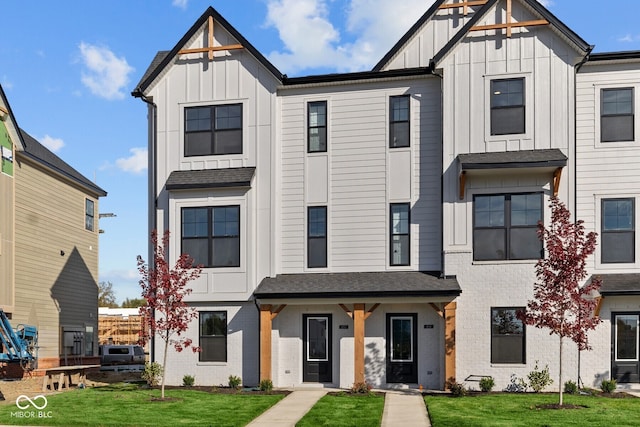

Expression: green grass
xmin=426 ymin=393 xmax=640 ymax=427
xmin=297 ymin=392 xmax=385 ymax=427
xmin=0 ymin=383 xmax=284 ymax=426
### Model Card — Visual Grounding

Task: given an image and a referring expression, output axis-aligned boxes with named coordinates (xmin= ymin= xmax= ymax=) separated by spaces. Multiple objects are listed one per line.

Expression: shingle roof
xmin=457 ymin=148 xmax=567 ymax=170
xmin=19 ymin=129 xmax=107 ymax=197
xmin=593 ymin=274 xmax=640 ymax=296
xmin=254 ymin=271 xmax=461 ymax=299
xmin=165 ymin=167 xmax=255 ymax=190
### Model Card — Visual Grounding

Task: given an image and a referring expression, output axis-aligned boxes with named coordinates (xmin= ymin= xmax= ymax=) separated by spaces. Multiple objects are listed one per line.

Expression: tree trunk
xmin=161 ymin=335 xmax=169 ymax=399
xmin=559 ymin=336 xmax=563 ymax=406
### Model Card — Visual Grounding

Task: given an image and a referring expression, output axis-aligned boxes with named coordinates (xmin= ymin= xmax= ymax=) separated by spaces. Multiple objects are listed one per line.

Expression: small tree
xmin=98 ymin=281 xmax=119 ymax=307
xmin=137 ymin=230 xmax=202 ymax=399
xmin=519 ymin=196 xmax=601 ymax=406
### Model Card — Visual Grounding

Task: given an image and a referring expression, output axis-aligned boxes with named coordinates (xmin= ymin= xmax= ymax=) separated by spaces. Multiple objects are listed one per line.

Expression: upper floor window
xmin=85 ymin=199 xmax=94 ymax=231
xmin=490 ymin=78 xmax=525 ymax=135
xmin=491 ymin=307 xmax=525 ymax=364
xmin=182 ymin=206 xmax=240 ymax=268
xmin=390 ymin=203 xmax=410 ymax=266
xmin=389 ymin=96 xmax=410 ymax=148
xmin=602 ymin=198 xmax=635 ymax=264
xmin=601 ymin=88 xmax=634 ymax=142
xmin=473 ymin=193 xmax=542 ymax=261
xmin=308 ymin=101 xmax=327 ymax=153
xmin=185 ymin=104 xmax=242 ymax=156
xmin=308 ymin=206 xmax=327 ymax=268
xmin=200 ymin=311 xmax=227 ymax=362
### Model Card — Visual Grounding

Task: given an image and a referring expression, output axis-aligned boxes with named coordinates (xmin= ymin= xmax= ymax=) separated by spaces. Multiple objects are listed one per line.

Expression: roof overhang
xmin=592 ymin=274 xmax=640 ymax=296
xmin=254 ymin=271 xmax=461 ymax=304
xmin=165 ymin=167 xmax=255 ymax=191
xmin=457 ymin=148 xmax=567 ymax=199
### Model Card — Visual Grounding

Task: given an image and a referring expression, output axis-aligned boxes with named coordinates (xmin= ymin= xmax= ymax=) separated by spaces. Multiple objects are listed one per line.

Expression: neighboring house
xmin=132 ymin=0 xmax=640 ymax=390
xmin=0 ymin=85 xmax=107 ymax=373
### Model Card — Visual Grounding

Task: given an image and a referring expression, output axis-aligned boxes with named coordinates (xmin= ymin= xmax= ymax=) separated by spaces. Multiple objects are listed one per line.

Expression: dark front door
xmin=303 ymin=314 xmax=332 ymax=383
xmin=386 ymin=313 xmax=418 ymax=383
xmin=612 ymin=313 xmax=640 ymax=383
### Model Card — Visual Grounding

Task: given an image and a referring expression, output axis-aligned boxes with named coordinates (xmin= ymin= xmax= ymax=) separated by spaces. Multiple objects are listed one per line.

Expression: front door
xmin=386 ymin=313 xmax=418 ymax=383
xmin=612 ymin=312 xmax=640 ymax=383
xmin=303 ymin=314 xmax=332 ymax=383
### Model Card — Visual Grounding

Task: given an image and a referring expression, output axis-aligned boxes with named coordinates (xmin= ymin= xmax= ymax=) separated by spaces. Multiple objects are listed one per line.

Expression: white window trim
xmin=594 ymin=82 xmax=640 ymax=148
xmin=484 ymin=72 xmax=533 ymax=143
xmin=595 ymin=194 xmax=638 ymax=270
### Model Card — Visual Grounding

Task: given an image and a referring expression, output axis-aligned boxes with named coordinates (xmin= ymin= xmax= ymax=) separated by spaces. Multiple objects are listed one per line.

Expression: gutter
xmin=131 ymin=88 xmax=158 ymax=363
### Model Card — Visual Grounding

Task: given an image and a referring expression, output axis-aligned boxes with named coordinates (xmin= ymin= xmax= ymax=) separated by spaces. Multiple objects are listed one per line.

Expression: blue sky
xmin=2 ymin=0 xmax=640 ymax=304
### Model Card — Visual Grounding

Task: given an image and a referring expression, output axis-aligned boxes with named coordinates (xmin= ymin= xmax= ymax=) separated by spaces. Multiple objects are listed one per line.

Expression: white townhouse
xmin=132 ymin=0 xmax=640 ymax=390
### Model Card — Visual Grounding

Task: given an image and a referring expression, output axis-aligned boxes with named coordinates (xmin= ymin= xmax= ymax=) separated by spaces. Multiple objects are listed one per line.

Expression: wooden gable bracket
xmin=594 ymin=296 xmax=604 ymax=318
xmin=178 ymin=15 xmax=243 ymax=60
xmin=470 ymin=0 xmax=548 ymax=38
xmin=270 ymin=304 xmax=287 ymax=320
xmin=459 ymin=170 xmax=467 ymax=200
xmin=552 ymin=167 xmax=562 ymax=197
xmin=339 ymin=303 xmax=380 ymax=320
xmin=430 ymin=303 xmax=444 ymax=317
xmin=439 ymin=0 xmax=489 ymax=16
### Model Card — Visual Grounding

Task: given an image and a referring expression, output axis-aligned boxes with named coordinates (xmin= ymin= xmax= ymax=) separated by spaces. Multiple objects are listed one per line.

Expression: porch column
xmin=354 ymin=303 xmax=365 ymax=384
xmin=444 ymin=301 xmax=457 ymax=386
xmin=259 ymin=304 xmax=273 ymax=382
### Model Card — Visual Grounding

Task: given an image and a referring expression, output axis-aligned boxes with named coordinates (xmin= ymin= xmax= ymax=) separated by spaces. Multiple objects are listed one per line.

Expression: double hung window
xmin=490 ymin=78 xmax=525 ymax=135
xmin=491 ymin=307 xmax=525 ymax=364
xmin=185 ymin=104 xmax=242 ymax=156
xmin=308 ymin=206 xmax=327 ymax=268
xmin=601 ymin=88 xmax=634 ymax=142
xmin=602 ymin=198 xmax=635 ymax=264
xmin=389 ymin=96 xmax=410 ymax=148
xmin=200 ymin=311 xmax=227 ymax=362
xmin=390 ymin=203 xmax=410 ymax=266
xmin=308 ymin=101 xmax=327 ymax=153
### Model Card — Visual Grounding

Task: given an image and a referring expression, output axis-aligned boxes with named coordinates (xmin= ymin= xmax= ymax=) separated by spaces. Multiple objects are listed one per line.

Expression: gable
xmin=134 ymin=7 xmax=283 ymax=96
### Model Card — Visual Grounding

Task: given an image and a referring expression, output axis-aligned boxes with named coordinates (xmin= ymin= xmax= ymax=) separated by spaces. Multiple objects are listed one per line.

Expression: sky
xmin=2 ymin=0 xmax=640 ymax=304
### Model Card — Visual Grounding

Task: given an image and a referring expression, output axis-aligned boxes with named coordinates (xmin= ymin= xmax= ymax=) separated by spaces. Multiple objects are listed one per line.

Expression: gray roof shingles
xmin=458 ymin=148 xmax=567 ymax=170
xmin=593 ymin=274 xmax=640 ymax=296
xmin=255 ymin=271 xmax=460 ymax=299
xmin=165 ymin=167 xmax=255 ymax=190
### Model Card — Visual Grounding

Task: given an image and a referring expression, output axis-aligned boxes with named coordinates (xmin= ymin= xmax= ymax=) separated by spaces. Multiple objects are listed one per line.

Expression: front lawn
xmin=426 ymin=392 xmax=640 ymax=427
xmin=0 ymin=383 xmax=285 ymax=426
xmin=297 ymin=392 xmax=385 ymax=427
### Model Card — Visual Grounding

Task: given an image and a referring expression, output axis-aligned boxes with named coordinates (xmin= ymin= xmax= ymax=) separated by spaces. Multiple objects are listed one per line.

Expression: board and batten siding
xmin=440 ymin=0 xmax=581 ymax=252
xmin=144 ymin=19 xmax=279 ymax=299
xmin=576 ymin=62 xmax=640 ymax=271
xmin=14 ymin=157 xmax=100 ymax=361
xmin=278 ymin=78 xmax=442 ymax=273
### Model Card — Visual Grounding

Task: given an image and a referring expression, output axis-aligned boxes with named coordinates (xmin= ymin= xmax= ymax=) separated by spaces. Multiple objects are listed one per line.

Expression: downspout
xmin=429 ymin=61 xmax=445 ymax=276
xmin=574 ymin=45 xmax=594 ymax=389
xmin=132 ymin=88 xmax=157 ymax=363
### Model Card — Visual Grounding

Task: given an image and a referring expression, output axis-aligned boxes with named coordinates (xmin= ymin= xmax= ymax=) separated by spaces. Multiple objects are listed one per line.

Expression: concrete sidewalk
xmin=246 ymin=388 xmax=431 ymax=427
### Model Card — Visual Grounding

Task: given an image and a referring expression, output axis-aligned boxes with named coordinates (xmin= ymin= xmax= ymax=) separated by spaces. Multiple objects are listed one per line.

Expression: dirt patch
xmin=533 ymin=403 xmax=587 ymax=410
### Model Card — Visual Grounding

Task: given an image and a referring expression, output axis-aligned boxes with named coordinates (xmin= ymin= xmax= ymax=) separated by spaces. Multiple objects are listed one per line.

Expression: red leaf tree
xmin=519 ymin=196 xmax=601 ymax=406
xmin=137 ymin=230 xmax=202 ymax=398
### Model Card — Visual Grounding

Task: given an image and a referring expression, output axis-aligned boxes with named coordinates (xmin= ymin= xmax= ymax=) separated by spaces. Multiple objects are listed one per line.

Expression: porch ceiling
xmin=594 ymin=274 xmax=640 ymax=296
xmin=254 ymin=271 xmax=460 ymax=300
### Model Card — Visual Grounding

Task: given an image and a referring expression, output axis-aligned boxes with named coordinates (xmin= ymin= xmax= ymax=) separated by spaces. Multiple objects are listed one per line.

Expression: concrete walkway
xmin=246 ymin=388 xmax=431 ymax=427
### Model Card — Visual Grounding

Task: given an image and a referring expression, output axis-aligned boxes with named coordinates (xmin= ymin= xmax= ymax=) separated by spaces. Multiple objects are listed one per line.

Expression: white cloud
xmin=172 ymin=0 xmax=188 ymax=9
xmin=264 ymin=0 xmax=434 ymax=74
xmin=78 ymin=42 xmax=134 ymax=100
xmin=618 ymin=34 xmax=636 ymax=43
xmin=115 ymin=147 xmax=147 ymax=174
xmin=40 ymin=135 xmax=65 ymax=153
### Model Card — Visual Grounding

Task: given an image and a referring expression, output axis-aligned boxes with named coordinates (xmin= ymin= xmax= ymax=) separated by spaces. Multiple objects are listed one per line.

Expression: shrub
xmin=350 ymin=382 xmax=373 ymax=394
xmin=601 ymin=379 xmax=617 ymax=393
xmin=528 ymin=361 xmax=553 ymax=393
xmin=228 ymin=375 xmax=242 ymax=390
xmin=142 ymin=362 xmax=163 ymax=387
xmin=564 ymin=380 xmax=578 ymax=395
xmin=182 ymin=374 xmax=195 ymax=387
xmin=479 ymin=376 xmax=495 ymax=392
xmin=446 ymin=379 xmax=467 ymax=397
xmin=504 ymin=374 xmax=527 ymax=393
xmin=259 ymin=379 xmax=273 ymax=392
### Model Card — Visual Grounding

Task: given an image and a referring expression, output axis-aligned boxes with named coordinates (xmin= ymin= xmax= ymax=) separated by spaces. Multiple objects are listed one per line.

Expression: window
xmin=491 ymin=307 xmax=525 ymax=364
xmin=602 ymin=198 xmax=635 ymax=263
xmin=473 ymin=193 xmax=542 ymax=261
xmin=200 ymin=311 xmax=227 ymax=362
xmin=308 ymin=206 xmax=327 ymax=268
xmin=390 ymin=316 xmax=414 ymax=362
xmin=182 ymin=206 xmax=240 ymax=268
xmin=491 ymin=78 xmax=525 ymax=135
xmin=85 ymin=199 xmax=94 ymax=231
xmin=185 ymin=104 xmax=242 ymax=156
xmin=390 ymin=203 xmax=410 ymax=266
xmin=308 ymin=101 xmax=327 ymax=152
xmin=389 ymin=96 xmax=410 ymax=148
xmin=601 ymin=88 xmax=634 ymax=142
